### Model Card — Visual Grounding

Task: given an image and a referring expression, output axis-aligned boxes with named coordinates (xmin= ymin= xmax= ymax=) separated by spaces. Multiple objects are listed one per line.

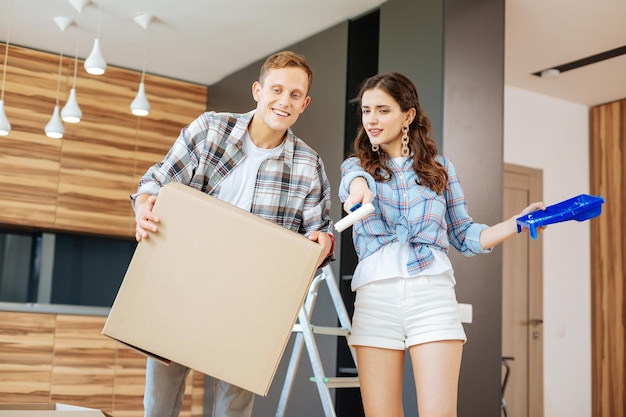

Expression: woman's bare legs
xmin=355 ymin=345 xmax=406 ymax=417
xmin=409 ymin=340 xmax=463 ymax=417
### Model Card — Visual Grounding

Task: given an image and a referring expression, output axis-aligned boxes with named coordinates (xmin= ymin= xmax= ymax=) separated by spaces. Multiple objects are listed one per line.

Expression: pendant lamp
xmin=0 ymin=0 xmax=14 ymax=136
xmin=84 ymin=0 xmax=107 ymax=75
xmin=130 ymin=13 xmax=153 ymax=117
xmin=45 ymin=17 xmax=73 ymax=139
xmin=44 ymin=105 xmax=64 ymax=139
xmin=62 ymin=29 xmax=82 ymax=122
xmin=0 ymin=101 xmax=9 ymax=137
xmin=62 ymin=87 xmax=82 ymax=123
xmin=130 ymin=81 xmax=149 ymax=116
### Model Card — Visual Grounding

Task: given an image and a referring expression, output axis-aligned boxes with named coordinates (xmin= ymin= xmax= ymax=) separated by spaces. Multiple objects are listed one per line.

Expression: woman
xmin=339 ymin=72 xmax=545 ymax=417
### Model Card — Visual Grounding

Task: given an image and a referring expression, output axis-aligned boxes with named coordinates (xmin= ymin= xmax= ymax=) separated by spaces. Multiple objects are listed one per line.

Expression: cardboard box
xmin=0 ymin=403 xmax=110 ymax=416
xmin=103 ymin=182 xmax=323 ymax=396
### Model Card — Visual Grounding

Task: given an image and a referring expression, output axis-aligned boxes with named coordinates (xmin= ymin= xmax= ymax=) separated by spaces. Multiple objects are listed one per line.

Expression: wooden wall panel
xmin=112 ymin=344 xmax=148 ymax=417
xmin=0 ymin=45 xmax=63 ymax=229
xmin=590 ymin=100 xmax=626 ymax=417
xmin=50 ymin=315 xmax=116 ymax=412
xmin=0 ymin=43 xmax=207 ymax=237
xmin=0 ymin=311 xmax=204 ymax=416
xmin=54 ymin=68 xmax=138 ymax=237
xmin=0 ymin=312 xmax=55 ymax=402
xmin=190 ymin=370 xmax=206 ymax=417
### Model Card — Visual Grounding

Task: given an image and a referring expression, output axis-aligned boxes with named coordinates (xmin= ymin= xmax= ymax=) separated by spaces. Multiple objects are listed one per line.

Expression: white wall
xmin=504 ymin=85 xmax=591 ymax=417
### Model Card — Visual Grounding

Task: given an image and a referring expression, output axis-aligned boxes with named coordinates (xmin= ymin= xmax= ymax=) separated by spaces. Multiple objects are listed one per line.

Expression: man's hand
xmin=308 ymin=231 xmax=334 ymax=266
xmin=134 ymin=194 xmax=160 ymax=242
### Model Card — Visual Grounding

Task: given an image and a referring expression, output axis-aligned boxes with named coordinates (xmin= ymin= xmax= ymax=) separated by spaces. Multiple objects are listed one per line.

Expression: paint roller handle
xmin=334 ymin=202 xmax=375 ymax=233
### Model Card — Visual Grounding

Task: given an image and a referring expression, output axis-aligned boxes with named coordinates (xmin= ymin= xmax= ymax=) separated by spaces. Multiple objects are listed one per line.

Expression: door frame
xmin=503 ymin=162 xmax=544 ymax=417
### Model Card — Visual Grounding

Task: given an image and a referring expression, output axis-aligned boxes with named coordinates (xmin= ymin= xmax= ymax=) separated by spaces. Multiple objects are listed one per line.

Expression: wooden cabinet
xmin=0 ymin=43 xmax=208 ymax=238
xmin=0 ymin=312 xmax=56 ymax=403
xmin=0 ymin=311 xmax=204 ymax=417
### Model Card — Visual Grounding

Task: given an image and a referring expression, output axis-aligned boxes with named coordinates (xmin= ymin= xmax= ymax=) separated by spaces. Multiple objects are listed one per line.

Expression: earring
xmin=401 ymin=125 xmax=409 ymax=157
xmin=372 ymin=143 xmax=379 ymax=152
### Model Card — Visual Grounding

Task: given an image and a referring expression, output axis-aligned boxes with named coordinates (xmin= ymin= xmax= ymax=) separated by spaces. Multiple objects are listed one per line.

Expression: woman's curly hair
xmin=350 ymin=72 xmax=448 ymax=194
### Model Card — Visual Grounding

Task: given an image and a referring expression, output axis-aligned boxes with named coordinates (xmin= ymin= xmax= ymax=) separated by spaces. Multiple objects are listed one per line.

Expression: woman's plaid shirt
xmin=339 ymin=155 xmax=490 ymax=275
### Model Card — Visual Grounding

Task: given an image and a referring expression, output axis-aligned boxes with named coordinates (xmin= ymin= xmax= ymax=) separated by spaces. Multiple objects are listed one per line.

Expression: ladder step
xmin=277 ymin=266 xmax=359 ymax=417
xmin=309 ymin=376 xmax=360 ymax=388
xmin=292 ymin=324 xmax=350 ymax=337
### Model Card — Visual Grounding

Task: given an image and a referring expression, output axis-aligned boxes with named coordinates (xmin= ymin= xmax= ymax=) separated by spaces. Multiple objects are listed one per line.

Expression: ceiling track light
xmin=85 ymin=0 xmax=107 ymax=75
xmin=539 ymin=69 xmax=560 ymax=79
xmin=0 ymin=0 xmax=14 ymax=136
xmin=130 ymin=13 xmax=153 ymax=117
xmin=533 ymin=45 xmax=626 ymax=78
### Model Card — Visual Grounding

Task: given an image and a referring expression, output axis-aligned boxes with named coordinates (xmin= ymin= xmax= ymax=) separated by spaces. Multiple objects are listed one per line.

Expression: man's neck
xmin=248 ymin=116 xmax=286 ymax=149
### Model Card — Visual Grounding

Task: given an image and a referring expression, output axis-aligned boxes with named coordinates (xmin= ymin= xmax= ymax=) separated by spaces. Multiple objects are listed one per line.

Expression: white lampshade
xmin=45 ymin=105 xmax=64 ymax=139
xmin=85 ymin=38 xmax=107 ymax=75
xmin=68 ymin=0 xmax=90 ymax=13
xmin=130 ymin=82 xmax=150 ymax=116
xmin=61 ymin=87 xmax=82 ymax=123
xmin=0 ymin=100 xmax=10 ymax=136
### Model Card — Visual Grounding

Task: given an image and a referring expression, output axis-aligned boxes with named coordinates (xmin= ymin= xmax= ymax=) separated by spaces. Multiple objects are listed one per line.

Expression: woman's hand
xmin=518 ymin=201 xmax=546 ymax=217
xmin=479 ymin=201 xmax=547 ymax=249
xmin=517 ymin=201 xmax=548 ymax=235
xmin=343 ymin=177 xmax=374 ymax=213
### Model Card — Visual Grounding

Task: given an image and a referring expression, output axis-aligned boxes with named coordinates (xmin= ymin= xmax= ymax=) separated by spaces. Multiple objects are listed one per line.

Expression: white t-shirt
xmin=351 ymin=241 xmax=453 ymax=291
xmin=218 ymin=131 xmax=284 ymax=210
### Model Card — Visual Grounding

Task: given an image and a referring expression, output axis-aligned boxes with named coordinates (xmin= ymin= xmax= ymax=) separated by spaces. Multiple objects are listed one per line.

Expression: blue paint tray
xmin=516 ymin=194 xmax=605 ymax=239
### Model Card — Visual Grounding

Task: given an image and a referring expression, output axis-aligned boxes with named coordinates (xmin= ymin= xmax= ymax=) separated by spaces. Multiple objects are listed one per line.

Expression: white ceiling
xmin=1 ymin=0 xmax=625 ymax=107
xmin=506 ymin=0 xmax=626 ymax=106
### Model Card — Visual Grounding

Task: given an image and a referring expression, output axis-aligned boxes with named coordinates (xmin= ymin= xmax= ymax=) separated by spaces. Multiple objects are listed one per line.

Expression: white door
xmin=502 ymin=163 xmax=544 ymax=417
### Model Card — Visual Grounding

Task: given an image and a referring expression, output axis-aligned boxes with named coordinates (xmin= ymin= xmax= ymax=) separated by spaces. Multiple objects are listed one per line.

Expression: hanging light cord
xmin=1 ymin=0 xmax=13 ymax=102
xmin=96 ymin=0 xmax=103 ymax=38
xmin=71 ymin=10 xmax=83 ymax=89
xmin=71 ymin=36 xmax=79 ymax=89
xmin=140 ymin=36 xmax=147 ymax=83
xmin=54 ymin=32 xmax=65 ymax=107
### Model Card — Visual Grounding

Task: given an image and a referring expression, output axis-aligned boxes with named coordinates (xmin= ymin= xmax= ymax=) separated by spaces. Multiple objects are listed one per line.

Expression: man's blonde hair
xmin=259 ymin=51 xmax=313 ymax=93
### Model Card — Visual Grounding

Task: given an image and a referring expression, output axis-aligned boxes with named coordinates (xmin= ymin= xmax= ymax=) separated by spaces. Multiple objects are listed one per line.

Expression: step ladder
xmin=275 ymin=265 xmax=359 ymax=417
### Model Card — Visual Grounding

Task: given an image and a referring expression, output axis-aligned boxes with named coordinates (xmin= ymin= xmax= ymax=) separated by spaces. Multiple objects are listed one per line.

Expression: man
xmin=132 ymin=50 xmax=334 ymax=417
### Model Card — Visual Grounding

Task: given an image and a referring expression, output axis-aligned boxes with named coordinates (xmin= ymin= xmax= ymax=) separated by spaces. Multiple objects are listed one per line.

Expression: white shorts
xmin=349 ymin=270 xmax=467 ymax=350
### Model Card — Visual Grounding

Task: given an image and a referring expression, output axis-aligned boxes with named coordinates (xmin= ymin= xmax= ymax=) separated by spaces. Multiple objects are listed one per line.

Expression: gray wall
xmin=379 ymin=0 xmax=445 ymax=146
xmin=443 ymin=1 xmax=505 ymax=416
xmin=379 ymin=0 xmax=505 ymax=415
xmin=206 ymin=0 xmax=507 ymax=414
xmin=205 ymin=22 xmax=349 ymax=417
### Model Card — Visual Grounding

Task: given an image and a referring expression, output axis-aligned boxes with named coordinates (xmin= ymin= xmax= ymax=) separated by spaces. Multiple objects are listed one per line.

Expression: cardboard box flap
xmin=103 ymin=182 xmax=323 ymax=396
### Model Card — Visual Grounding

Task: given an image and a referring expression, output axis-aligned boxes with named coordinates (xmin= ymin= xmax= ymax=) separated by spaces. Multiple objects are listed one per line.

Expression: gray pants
xmin=143 ymin=357 xmax=254 ymax=417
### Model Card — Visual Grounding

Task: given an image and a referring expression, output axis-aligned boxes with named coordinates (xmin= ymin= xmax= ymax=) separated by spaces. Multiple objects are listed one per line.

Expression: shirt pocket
xmin=411 ymin=186 xmax=447 ymax=225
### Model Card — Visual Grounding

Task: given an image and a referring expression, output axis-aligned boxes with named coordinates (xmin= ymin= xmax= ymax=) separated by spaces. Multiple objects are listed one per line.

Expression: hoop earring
xmin=372 ymin=143 xmax=379 ymax=152
xmin=401 ymin=125 xmax=410 ymax=157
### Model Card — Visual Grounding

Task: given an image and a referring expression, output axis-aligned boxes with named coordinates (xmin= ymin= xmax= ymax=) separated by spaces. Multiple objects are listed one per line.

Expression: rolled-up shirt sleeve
xmin=339 ymin=157 xmax=377 ymax=202
xmin=132 ymin=117 xmax=207 ymax=200
xmin=443 ymin=158 xmax=491 ymax=255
